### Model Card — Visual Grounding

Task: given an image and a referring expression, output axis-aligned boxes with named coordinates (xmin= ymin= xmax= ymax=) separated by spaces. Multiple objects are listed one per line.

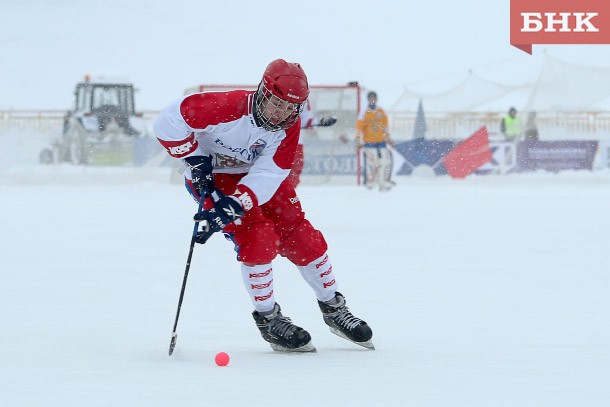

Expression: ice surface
xmin=1 ymin=167 xmax=610 ymax=406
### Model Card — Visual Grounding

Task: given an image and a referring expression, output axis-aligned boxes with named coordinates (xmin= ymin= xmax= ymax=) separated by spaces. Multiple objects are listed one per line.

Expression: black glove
xmin=193 ymin=190 xmax=245 ymax=244
xmin=184 ymin=155 xmax=214 ymax=196
xmin=318 ymin=116 xmax=337 ymax=127
xmin=194 ymin=226 xmax=215 ymax=245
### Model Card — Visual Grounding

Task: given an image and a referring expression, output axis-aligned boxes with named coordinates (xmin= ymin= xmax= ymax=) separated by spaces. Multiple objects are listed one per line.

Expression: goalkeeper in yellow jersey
xmin=356 ymin=91 xmax=393 ymax=191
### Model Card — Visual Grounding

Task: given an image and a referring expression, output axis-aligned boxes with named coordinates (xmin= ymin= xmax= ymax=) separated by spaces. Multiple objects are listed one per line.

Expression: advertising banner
xmin=517 ymin=140 xmax=598 ymax=171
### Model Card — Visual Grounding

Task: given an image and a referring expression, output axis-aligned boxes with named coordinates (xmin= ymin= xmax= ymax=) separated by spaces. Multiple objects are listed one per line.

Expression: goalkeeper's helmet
xmin=253 ymin=59 xmax=309 ymax=131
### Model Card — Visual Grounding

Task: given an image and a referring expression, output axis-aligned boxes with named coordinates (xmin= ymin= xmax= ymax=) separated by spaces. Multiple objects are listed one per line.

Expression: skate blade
xmin=329 ymin=327 xmax=375 ymax=350
xmin=270 ymin=342 xmax=317 ymax=353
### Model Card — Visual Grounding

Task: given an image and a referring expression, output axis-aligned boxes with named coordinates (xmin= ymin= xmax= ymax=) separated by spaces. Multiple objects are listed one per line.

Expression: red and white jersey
xmin=154 ymin=90 xmax=300 ymax=206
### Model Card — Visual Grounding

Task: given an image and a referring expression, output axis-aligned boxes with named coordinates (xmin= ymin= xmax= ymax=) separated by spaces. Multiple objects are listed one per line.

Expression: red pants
xmin=207 ymin=173 xmax=327 ymax=266
xmin=286 ymin=143 xmax=304 ymax=188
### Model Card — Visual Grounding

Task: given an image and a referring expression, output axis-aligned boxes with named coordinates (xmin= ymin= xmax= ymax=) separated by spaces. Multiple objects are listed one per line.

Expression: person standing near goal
xmin=154 ymin=59 xmax=373 ymax=352
xmin=356 ymin=91 xmax=394 ymax=191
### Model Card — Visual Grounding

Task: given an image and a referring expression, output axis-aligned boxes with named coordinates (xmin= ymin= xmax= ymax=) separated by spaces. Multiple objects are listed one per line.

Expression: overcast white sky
xmin=3 ymin=0 xmax=610 ymax=110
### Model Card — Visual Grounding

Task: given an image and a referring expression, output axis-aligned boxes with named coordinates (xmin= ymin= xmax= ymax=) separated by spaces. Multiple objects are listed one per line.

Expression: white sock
xmin=241 ymin=263 xmax=275 ymax=313
xmin=297 ymin=253 xmax=338 ymax=302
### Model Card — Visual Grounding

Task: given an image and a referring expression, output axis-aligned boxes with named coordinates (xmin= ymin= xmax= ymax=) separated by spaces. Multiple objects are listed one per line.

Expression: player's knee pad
xmin=363 ymin=148 xmax=380 ymax=179
xmin=364 ymin=149 xmax=378 ymax=166
xmin=378 ymin=148 xmax=393 ymax=179
xmin=378 ymin=147 xmax=392 ymax=166
xmin=279 ymin=219 xmax=328 ymax=266
xmin=233 ymin=223 xmax=280 ymax=265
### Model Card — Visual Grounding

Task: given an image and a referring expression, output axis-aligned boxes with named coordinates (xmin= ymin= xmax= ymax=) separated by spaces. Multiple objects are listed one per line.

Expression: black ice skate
xmin=252 ymin=303 xmax=316 ymax=352
xmin=318 ymin=292 xmax=374 ymax=350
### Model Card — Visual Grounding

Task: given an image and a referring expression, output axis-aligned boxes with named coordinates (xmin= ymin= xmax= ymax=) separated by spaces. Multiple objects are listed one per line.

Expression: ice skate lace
xmin=269 ymin=316 xmax=299 ymax=338
xmin=329 ymin=307 xmax=363 ymax=331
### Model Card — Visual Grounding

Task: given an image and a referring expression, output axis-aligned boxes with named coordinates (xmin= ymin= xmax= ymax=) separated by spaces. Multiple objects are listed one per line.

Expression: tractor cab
xmin=73 ymin=77 xmax=139 ymax=136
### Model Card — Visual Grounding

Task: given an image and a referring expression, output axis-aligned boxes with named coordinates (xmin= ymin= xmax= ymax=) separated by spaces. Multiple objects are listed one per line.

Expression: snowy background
xmin=2 ymin=0 xmax=610 ymax=110
xmin=2 ymin=1 xmax=610 ymax=406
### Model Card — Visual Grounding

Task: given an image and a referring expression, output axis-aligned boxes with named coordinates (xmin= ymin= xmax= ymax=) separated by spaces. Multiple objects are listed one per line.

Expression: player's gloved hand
xmin=193 ymin=190 xmax=245 ymax=244
xmin=184 ymin=155 xmax=214 ymax=196
xmin=193 ymin=227 xmax=215 ymax=245
xmin=319 ymin=116 xmax=337 ymax=127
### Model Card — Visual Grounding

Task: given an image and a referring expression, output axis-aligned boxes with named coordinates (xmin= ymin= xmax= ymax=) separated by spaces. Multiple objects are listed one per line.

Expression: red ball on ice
xmin=215 ymin=352 xmax=230 ymax=367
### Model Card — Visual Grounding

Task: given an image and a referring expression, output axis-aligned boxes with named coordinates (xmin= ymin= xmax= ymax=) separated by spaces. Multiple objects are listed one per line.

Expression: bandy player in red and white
xmin=154 ymin=59 xmax=373 ymax=352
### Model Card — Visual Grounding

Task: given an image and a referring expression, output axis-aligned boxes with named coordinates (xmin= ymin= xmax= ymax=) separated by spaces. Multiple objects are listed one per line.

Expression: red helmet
xmin=254 ymin=59 xmax=309 ymax=131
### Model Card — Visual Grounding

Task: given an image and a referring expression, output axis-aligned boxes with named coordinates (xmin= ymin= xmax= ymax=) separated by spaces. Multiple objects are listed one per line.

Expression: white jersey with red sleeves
xmin=153 ymin=90 xmax=300 ymax=206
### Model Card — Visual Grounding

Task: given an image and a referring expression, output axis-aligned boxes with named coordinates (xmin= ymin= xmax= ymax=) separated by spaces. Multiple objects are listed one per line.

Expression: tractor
xmin=40 ymin=76 xmax=148 ymax=165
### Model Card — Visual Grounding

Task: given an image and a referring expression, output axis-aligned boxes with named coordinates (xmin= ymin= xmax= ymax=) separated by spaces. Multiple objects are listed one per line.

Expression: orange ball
xmin=215 ymin=352 xmax=230 ymax=367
